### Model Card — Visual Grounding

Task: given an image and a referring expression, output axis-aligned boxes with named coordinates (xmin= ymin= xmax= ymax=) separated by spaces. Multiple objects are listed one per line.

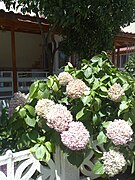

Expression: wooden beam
xmin=11 ymin=29 xmax=17 ymax=93
xmin=117 ymin=48 xmax=120 ymax=67
xmin=0 ymin=18 xmax=49 ymax=34
xmin=114 ymin=36 xmax=135 ymax=43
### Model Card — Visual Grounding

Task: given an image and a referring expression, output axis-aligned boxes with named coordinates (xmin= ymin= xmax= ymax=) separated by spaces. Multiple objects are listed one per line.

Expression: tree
xmin=1 ymin=0 xmax=135 ymax=73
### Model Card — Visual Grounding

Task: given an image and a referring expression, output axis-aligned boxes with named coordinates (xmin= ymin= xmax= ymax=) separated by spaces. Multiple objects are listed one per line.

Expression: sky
xmin=121 ymin=22 xmax=135 ymax=34
xmin=0 ymin=1 xmax=19 ymax=13
xmin=0 ymin=1 xmax=35 ymax=15
xmin=0 ymin=2 xmax=135 ymax=33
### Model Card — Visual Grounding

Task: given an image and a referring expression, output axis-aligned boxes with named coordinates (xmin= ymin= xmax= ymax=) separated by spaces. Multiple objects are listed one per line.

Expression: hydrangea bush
xmin=1 ymin=52 xmax=135 ymax=178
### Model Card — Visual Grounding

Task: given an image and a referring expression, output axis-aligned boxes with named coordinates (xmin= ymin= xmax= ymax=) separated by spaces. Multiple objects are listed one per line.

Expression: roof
xmin=114 ymin=24 xmax=135 ymax=49
xmin=0 ymin=3 xmax=49 ymax=34
xmin=0 ymin=10 xmax=49 ymax=34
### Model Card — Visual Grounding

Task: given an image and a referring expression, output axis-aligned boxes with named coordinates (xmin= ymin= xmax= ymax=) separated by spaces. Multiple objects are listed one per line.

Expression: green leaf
xmin=24 ymin=105 xmax=35 ymax=116
xmin=81 ymin=96 xmax=91 ymax=106
xmin=67 ymin=152 xmax=84 ymax=167
xmin=131 ymin=159 xmax=135 ymax=174
xmin=59 ymin=97 xmax=68 ymax=104
xmin=92 ymin=79 xmax=100 ymax=90
xmin=92 ymin=113 xmax=100 ymax=125
xmin=25 ymin=115 xmax=36 ymax=127
xmin=91 ymin=56 xmax=102 ymax=63
xmin=45 ymin=141 xmax=54 ymax=152
xmin=122 ymin=83 xmax=129 ymax=91
xmin=97 ymin=131 xmax=107 ymax=144
xmin=118 ymin=101 xmax=129 ymax=116
xmin=45 ymin=148 xmax=51 ymax=162
xmin=52 ymin=82 xmax=59 ymax=92
xmin=37 ymin=136 xmax=46 ymax=143
xmin=68 ymin=62 xmax=73 ymax=68
xmin=93 ymin=161 xmax=105 ymax=175
xmin=35 ymin=145 xmax=46 ymax=160
xmin=102 ymin=121 xmax=110 ymax=128
xmin=76 ymin=108 xmax=85 ymax=120
xmin=29 ymin=81 xmax=38 ymax=98
xmin=28 ymin=129 xmax=39 ymax=143
xmin=50 ymin=131 xmax=61 ymax=144
xmin=47 ymin=78 xmax=54 ymax=88
xmin=98 ymin=57 xmax=103 ymax=67
xmin=100 ymin=86 xmax=108 ymax=92
xmin=100 ymin=75 xmax=110 ymax=82
xmin=30 ymin=144 xmax=40 ymax=153
xmin=84 ymin=67 xmax=92 ymax=78
xmin=39 ymin=82 xmax=46 ymax=91
xmin=93 ymin=98 xmax=101 ymax=111
xmin=37 ymin=89 xmax=50 ymax=99
xmin=118 ymin=74 xmax=127 ymax=83
xmin=85 ymin=76 xmax=95 ymax=84
xmin=19 ymin=108 xmax=26 ymax=118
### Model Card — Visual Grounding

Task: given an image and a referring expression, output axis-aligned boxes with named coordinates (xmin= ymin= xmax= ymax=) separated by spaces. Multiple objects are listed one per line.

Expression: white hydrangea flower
xmin=58 ymin=72 xmax=73 ymax=86
xmin=46 ymin=104 xmax=73 ymax=132
xmin=61 ymin=121 xmax=90 ymax=151
xmin=108 ymin=83 xmax=125 ymax=102
xmin=35 ymin=99 xmax=55 ymax=119
xmin=66 ymin=79 xmax=90 ymax=99
xmin=106 ymin=119 xmax=133 ymax=145
xmin=8 ymin=91 xmax=27 ymax=117
xmin=102 ymin=150 xmax=126 ymax=177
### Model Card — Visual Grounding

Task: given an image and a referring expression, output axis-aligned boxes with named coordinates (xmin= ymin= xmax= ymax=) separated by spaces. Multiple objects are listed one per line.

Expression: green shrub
xmin=1 ymin=52 xmax=135 ymax=178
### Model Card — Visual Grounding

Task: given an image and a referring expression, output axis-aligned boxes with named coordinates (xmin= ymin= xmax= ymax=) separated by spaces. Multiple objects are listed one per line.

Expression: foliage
xmin=125 ymin=53 xmax=135 ymax=78
xmin=1 ymin=52 xmax=135 ymax=178
xmin=1 ymin=0 xmax=135 ymax=60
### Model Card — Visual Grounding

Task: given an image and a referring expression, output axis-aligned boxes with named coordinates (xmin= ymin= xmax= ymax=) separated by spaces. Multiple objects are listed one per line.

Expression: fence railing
xmin=0 ymin=143 xmax=102 ymax=180
xmin=0 ymin=149 xmax=56 ymax=180
xmin=0 ymin=71 xmax=13 ymax=98
xmin=0 ymin=71 xmax=49 ymax=99
xmin=17 ymin=71 xmax=49 ymax=92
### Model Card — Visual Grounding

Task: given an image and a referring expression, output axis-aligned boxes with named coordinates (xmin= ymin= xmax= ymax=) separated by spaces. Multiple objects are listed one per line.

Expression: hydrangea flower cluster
xmin=35 ymin=99 xmax=55 ymax=119
xmin=66 ymin=79 xmax=89 ymax=99
xmin=102 ymin=150 xmax=126 ymax=177
xmin=106 ymin=119 xmax=133 ymax=145
xmin=8 ymin=92 xmax=27 ymax=117
xmin=58 ymin=72 xmax=73 ymax=86
xmin=61 ymin=122 xmax=90 ymax=150
xmin=108 ymin=83 xmax=125 ymax=102
xmin=46 ymin=104 xmax=73 ymax=132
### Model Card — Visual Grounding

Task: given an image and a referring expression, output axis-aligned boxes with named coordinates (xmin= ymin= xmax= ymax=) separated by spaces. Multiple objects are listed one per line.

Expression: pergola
xmin=0 ymin=9 xmax=49 ymax=92
xmin=113 ymin=31 xmax=135 ymax=67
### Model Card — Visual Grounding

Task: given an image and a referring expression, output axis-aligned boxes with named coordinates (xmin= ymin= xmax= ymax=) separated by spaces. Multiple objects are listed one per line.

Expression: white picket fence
xmin=0 ymin=144 xmax=103 ymax=180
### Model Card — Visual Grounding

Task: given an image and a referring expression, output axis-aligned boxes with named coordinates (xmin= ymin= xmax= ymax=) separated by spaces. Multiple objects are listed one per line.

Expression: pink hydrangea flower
xmin=66 ymin=79 xmax=90 ymax=99
xmin=61 ymin=122 xmax=90 ymax=150
xmin=46 ymin=104 xmax=73 ymax=132
xmin=8 ymin=91 xmax=27 ymax=117
xmin=108 ymin=83 xmax=125 ymax=102
xmin=58 ymin=72 xmax=73 ymax=86
xmin=35 ymin=99 xmax=55 ymax=119
xmin=102 ymin=150 xmax=126 ymax=177
xmin=106 ymin=119 xmax=133 ymax=145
